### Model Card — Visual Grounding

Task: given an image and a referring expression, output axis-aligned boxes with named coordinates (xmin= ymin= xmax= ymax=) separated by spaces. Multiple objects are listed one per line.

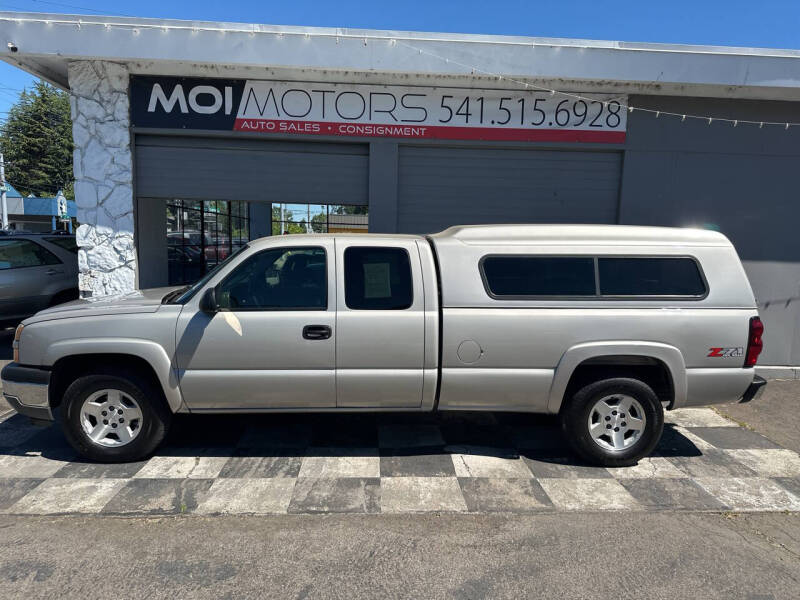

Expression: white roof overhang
xmin=1 ymin=12 xmax=799 ymax=101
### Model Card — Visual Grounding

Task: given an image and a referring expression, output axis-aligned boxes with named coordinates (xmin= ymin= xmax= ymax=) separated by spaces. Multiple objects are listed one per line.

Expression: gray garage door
xmin=135 ymin=135 xmax=369 ymax=205
xmin=397 ymin=146 xmax=622 ymax=233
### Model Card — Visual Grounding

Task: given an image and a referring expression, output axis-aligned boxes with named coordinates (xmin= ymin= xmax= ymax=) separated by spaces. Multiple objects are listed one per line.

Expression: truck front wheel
xmin=560 ymin=377 xmax=664 ymax=467
xmin=61 ymin=373 xmax=171 ymax=463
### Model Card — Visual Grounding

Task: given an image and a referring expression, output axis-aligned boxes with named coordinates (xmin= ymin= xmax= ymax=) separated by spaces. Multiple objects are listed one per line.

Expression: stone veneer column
xmin=68 ymin=60 xmax=136 ymax=297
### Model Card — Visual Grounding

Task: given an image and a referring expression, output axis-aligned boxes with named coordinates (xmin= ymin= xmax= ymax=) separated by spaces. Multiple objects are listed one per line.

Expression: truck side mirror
xmin=199 ymin=287 xmax=218 ymax=313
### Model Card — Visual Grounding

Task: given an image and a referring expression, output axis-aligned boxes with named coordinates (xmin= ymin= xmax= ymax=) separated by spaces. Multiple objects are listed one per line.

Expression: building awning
xmin=0 ymin=11 xmax=799 ymax=101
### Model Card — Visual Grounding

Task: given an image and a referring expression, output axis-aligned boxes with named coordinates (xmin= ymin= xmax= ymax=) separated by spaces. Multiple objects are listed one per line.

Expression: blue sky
xmin=0 ymin=0 xmax=798 ymax=116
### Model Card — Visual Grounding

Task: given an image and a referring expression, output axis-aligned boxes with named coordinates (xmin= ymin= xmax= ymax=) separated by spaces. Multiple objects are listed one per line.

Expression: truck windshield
xmin=169 ymin=244 xmax=250 ymax=304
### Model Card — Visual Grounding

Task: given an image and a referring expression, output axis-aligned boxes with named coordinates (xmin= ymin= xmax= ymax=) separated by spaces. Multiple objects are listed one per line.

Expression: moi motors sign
xmin=130 ymin=76 xmax=626 ymax=143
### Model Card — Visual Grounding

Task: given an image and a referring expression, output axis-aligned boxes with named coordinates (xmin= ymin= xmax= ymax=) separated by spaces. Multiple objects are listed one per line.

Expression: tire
xmin=559 ymin=377 xmax=664 ymax=467
xmin=61 ymin=373 xmax=171 ymax=463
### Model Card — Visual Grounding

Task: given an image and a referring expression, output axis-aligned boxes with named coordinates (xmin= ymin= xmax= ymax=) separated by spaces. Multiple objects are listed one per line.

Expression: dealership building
xmin=0 ymin=12 xmax=799 ymax=370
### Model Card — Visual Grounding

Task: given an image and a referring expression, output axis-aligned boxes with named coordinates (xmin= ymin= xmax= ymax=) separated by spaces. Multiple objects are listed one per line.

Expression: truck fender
xmin=546 ymin=341 xmax=687 ymax=414
xmin=44 ymin=338 xmax=183 ymax=413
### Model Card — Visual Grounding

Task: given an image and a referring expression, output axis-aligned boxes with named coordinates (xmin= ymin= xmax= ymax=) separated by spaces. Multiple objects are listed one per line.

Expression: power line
xmin=27 ymin=0 xmax=135 ymax=17
xmin=0 ymin=0 xmax=134 ymax=17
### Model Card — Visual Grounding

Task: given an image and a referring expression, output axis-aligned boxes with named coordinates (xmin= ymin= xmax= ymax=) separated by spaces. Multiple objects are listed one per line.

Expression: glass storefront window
xmin=167 ymin=199 xmax=250 ymax=285
xmin=271 ymin=203 xmax=368 ymax=235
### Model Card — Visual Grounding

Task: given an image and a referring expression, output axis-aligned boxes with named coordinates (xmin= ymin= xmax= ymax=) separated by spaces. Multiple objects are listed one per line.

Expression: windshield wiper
xmin=162 ymin=286 xmax=190 ymax=304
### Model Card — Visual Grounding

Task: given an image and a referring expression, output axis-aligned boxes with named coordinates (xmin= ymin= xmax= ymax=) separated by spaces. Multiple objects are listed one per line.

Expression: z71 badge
xmin=708 ymin=347 xmax=744 ymax=358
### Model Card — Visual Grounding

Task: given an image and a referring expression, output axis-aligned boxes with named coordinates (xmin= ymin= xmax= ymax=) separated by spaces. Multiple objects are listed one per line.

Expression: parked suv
xmin=0 ymin=232 xmax=79 ymax=327
xmin=2 ymin=225 xmax=766 ymax=466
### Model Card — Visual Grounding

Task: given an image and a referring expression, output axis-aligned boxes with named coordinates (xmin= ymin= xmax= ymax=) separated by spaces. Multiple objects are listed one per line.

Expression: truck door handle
xmin=45 ymin=269 xmax=63 ymax=276
xmin=303 ymin=325 xmax=332 ymax=340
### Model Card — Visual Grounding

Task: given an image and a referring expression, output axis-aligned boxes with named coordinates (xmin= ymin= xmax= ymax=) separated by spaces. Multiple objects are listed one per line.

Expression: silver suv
xmin=0 ymin=232 xmax=79 ymax=327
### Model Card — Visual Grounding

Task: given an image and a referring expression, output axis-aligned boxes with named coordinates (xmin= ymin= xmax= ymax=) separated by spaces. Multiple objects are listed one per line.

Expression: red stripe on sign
xmin=233 ymin=118 xmax=626 ymax=144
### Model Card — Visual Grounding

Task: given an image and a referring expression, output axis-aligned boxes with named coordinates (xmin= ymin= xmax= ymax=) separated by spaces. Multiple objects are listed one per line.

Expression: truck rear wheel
xmin=560 ymin=377 xmax=664 ymax=467
xmin=61 ymin=373 xmax=171 ymax=463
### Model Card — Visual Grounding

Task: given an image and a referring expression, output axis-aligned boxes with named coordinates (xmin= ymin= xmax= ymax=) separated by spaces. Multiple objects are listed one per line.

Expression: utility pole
xmin=0 ymin=153 xmax=7 ymax=230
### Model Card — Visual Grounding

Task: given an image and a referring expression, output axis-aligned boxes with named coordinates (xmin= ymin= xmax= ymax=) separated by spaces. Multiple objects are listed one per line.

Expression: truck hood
xmin=23 ymin=287 xmax=183 ymax=324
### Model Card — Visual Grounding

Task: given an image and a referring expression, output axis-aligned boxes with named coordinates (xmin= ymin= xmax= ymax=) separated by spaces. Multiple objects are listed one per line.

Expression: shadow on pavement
xmin=0 ymin=407 xmax=703 ymax=466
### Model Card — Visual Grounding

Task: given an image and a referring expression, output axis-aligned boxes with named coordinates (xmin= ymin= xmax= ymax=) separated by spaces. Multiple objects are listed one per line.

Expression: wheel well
xmin=562 ymin=355 xmax=674 ymax=410
xmin=49 ymin=354 xmax=168 ymax=411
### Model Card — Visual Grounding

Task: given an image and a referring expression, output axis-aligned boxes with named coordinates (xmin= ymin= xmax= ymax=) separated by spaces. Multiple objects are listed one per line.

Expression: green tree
xmin=0 ymin=81 xmax=74 ymax=198
xmin=271 ymin=205 xmax=309 ymax=235
xmin=332 ymin=205 xmax=367 ymax=215
xmin=310 ymin=211 xmax=327 ymax=233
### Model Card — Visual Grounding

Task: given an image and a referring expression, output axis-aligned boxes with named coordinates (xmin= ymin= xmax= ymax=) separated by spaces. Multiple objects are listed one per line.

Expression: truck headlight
xmin=12 ymin=323 xmax=23 ymax=363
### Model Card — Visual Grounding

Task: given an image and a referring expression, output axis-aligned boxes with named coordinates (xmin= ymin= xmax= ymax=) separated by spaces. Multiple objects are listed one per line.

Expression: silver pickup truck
xmin=2 ymin=225 xmax=766 ymax=466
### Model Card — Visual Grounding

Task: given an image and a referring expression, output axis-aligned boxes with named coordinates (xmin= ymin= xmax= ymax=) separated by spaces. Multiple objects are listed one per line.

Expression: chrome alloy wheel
xmin=80 ymin=389 xmax=143 ymax=447
xmin=587 ymin=394 xmax=646 ymax=452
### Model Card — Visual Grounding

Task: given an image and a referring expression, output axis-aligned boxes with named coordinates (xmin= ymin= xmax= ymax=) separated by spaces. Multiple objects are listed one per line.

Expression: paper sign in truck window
xmin=363 ymin=262 xmax=392 ymax=299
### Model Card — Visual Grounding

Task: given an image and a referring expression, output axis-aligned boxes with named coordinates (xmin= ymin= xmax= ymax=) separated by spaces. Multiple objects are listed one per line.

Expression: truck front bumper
xmin=740 ymin=374 xmax=767 ymax=404
xmin=1 ymin=362 xmax=53 ymax=422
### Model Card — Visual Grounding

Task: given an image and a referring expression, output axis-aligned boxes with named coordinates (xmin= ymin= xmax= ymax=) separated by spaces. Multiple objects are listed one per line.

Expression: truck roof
xmin=249 ymin=224 xmax=730 ymax=248
xmin=430 ymin=224 xmax=731 ymax=246
xmin=248 ymin=232 xmax=422 ymax=248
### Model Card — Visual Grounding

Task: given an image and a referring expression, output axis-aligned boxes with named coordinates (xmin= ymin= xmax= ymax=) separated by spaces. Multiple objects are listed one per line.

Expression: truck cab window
xmin=216 ymin=246 xmax=326 ymax=310
xmin=344 ymin=247 xmax=413 ymax=310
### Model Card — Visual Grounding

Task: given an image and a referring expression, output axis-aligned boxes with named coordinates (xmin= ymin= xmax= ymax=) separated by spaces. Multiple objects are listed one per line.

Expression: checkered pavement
xmin=1 ymin=407 xmax=799 ymax=515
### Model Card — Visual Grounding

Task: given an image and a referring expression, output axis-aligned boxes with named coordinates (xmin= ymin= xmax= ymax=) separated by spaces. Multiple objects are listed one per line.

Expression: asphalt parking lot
xmin=1 ymin=326 xmax=799 ymax=598
xmin=1 ymin=511 xmax=798 ymax=600
xmin=1 ymin=404 xmax=799 ymax=600
xmin=1 ymin=405 xmax=799 ymax=600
